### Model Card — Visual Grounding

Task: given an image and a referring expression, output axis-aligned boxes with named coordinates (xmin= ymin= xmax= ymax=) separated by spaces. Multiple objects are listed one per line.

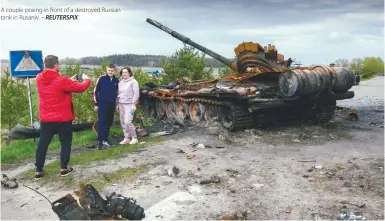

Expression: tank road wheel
xmin=156 ymin=99 xmax=165 ymax=118
xmin=140 ymin=99 xmax=156 ymax=118
xmin=312 ymin=91 xmax=337 ymax=124
xmin=204 ymin=104 xmax=218 ymax=121
xmin=175 ymin=100 xmax=189 ymax=120
xmin=165 ymin=100 xmax=176 ymax=119
xmin=314 ymin=99 xmax=336 ymax=124
xmin=218 ymin=104 xmax=253 ymax=131
xmin=189 ymin=102 xmax=205 ymax=123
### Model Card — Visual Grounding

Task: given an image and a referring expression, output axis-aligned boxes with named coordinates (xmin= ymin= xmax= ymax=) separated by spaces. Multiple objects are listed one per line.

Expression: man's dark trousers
xmin=35 ymin=121 xmax=73 ymax=172
xmin=98 ymin=102 xmax=115 ymax=143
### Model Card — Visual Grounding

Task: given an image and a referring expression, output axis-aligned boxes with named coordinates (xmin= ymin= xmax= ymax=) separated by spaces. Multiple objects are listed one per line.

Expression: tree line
xmin=60 ymin=53 xmax=227 ymax=68
xmin=332 ymin=57 xmax=384 ymax=79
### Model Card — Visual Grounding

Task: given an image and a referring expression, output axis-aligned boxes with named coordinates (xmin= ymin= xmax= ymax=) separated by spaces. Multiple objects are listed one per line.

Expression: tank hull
xmin=139 ymin=67 xmax=355 ymax=131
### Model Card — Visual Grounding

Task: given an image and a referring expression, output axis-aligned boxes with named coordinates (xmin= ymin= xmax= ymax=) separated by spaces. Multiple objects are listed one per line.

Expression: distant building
xmin=144 ymin=69 xmax=163 ymax=77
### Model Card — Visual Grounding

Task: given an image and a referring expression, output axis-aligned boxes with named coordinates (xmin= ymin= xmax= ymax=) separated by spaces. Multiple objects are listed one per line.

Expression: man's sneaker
xmin=105 ymin=139 xmax=113 ymax=146
xmin=129 ymin=138 xmax=138 ymax=145
xmin=35 ymin=171 xmax=44 ymax=180
xmin=60 ymin=167 xmax=74 ymax=177
xmin=97 ymin=142 xmax=104 ymax=150
xmin=102 ymin=140 xmax=111 ymax=147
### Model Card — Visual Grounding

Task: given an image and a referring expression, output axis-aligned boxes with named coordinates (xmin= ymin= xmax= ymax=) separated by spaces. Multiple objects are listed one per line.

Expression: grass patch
xmin=361 ymin=75 xmax=375 ymax=81
xmin=1 ymin=126 xmax=122 ymax=165
xmin=19 ymin=135 xmax=163 ymax=187
xmin=79 ymin=164 xmax=148 ymax=192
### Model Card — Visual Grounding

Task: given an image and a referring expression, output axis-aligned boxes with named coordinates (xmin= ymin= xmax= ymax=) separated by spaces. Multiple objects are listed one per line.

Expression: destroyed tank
xmin=138 ymin=18 xmax=356 ymax=131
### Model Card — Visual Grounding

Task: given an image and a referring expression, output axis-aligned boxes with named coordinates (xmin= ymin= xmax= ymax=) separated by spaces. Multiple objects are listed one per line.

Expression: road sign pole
xmin=27 ymin=77 xmax=34 ymax=127
xmin=9 ymin=50 xmax=43 ymax=127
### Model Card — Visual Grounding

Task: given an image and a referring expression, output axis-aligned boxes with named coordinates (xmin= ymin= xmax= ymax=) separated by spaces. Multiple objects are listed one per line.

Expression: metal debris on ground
xmin=339 ymin=211 xmax=367 ymax=220
xmin=191 ymin=143 xmax=205 ymax=149
xmin=219 ymin=211 xmax=248 ymax=220
xmin=297 ymin=160 xmax=317 ymax=162
xmin=1 ymin=174 xmax=18 ymax=189
xmin=176 ymin=149 xmax=185 ymax=153
xmin=253 ymin=183 xmax=264 ymax=189
xmin=136 ymin=127 xmax=148 ymax=137
xmin=347 ymin=109 xmax=359 ymax=121
xmin=315 ymin=165 xmax=324 ymax=169
xmin=50 ymin=183 xmax=145 ymax=220
xmin=171 ymin=112 xmax=186 ymax=127
xmin=285 ymin=207 xmax=292 ymax=213
xmin=218 ymin=135 xmax=228 ymax=142
xmin=198 ymin=176 xmax=220 ymax=184
xmin=167 ymin=165 xmax=180 ymax=177
xmin=149 ymin=131 xmax=171 ymax=136
xmin=187 ymin=153 xmax=196 ymax=159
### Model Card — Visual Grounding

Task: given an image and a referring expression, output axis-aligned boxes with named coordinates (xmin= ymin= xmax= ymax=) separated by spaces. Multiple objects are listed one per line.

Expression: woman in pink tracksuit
xmin=117 ymin=67 xmax=140 ymax=145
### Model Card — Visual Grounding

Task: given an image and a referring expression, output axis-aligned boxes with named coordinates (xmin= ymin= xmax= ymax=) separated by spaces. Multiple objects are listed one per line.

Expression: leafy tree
xmin=161 ymin=45 xmax=214 ymax=83
xmin=348 ymin=58 xmax=364 ymax=73
xmin=360 ymin=57 xmax=384 ymax=79
xmin=333 ymin=56 xmax=384 ymax=79
xmin=1 ymin=69 xmax=29 ymax=130
xmin=335 ymin=58 xmax=350 ymax=67
xmin=92 ymin=59 xmax=109 ymax=78
xmin=218 ymin=67 xmax=236 ymax=77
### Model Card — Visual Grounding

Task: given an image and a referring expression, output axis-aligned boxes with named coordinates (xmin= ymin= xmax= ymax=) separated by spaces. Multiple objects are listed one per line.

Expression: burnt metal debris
xmin=25 ymin=183 xmax=145 ymax=220
xmin=53 ymin=183 xmax=145 ymax=220
xmin=139 ymin=18 xmax=357 ymax=131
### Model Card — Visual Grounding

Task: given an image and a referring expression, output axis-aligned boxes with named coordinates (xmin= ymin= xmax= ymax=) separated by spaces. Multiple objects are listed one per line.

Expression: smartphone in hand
xmin=75 ymin=73 xmax=83 ymax=82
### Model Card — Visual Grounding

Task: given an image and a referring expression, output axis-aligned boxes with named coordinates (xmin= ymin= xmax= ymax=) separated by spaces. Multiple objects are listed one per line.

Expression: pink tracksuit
xmin=117 ymin=77 xmax=140 ymax=139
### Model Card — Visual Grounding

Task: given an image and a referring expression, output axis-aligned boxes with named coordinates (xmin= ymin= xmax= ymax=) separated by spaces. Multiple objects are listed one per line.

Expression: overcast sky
xmin=0 ymin=0 xmax=384 ymax=66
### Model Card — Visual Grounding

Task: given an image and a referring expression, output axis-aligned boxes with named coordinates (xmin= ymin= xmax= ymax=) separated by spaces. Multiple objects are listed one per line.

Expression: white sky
xmin=0 ymin=0 xmax=384 ymax=66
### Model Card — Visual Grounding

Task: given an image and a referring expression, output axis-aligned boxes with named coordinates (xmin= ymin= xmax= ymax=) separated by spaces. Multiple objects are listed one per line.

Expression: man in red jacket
xmin=34 ymin=55 xmax=91 ymax=179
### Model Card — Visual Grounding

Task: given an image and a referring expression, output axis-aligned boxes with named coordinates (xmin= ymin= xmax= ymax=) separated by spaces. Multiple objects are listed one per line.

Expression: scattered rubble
xmin=339 ymin=211 xmax=367 ymax=220
xmin=1 ymin=174 xmax=18 ymax=189
xmin=167 ymin=166 xmax=180 ymax=177
xmin=198 ymin=176 xmax=220 ymax=185
xmin=187 ymin=153 xmax=195 ymax=159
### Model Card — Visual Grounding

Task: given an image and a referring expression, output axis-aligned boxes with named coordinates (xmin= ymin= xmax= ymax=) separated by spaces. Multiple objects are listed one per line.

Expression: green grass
xmin=79 ymin=164 xmax=148 ymax=192
xmin=361 ymin=75 xmax=375 ymax=81
xmin=19 ymin=135 xmax=163 ymax=187
xmin=1 ymin=126 xmax=122 ymax=165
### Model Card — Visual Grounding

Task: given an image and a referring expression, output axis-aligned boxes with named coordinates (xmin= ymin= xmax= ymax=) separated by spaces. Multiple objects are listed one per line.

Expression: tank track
xmin=139 ymin=92 xmax=337 ymax=131
xmin=218 ymin=102 xmax=253 ymax=131
xmin=140 ymin=95 xmax=253 ymax=132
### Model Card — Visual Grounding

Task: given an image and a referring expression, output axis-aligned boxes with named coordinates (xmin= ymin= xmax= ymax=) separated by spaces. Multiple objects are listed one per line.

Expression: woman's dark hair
xmin=120 ymin=67 xmax=133 ymax=77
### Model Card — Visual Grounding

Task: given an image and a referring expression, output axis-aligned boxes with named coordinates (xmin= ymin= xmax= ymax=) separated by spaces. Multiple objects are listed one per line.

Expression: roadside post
xmin=9 ymin=50 xmax=44 ymax=127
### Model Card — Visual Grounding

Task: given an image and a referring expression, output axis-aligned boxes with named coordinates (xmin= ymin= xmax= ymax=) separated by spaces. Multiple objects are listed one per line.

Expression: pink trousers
xmin=119 ymin=103 xmax=137 ymax=139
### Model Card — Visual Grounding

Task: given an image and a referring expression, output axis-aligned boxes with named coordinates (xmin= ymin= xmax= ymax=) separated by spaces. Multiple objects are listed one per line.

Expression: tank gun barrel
xmin=146 ymin=18 xmax=234 ymax=68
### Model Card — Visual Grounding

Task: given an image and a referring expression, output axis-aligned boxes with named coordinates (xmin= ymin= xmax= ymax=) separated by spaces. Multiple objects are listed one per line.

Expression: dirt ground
xmin=1 ymin=76 xmax=384 ymax=220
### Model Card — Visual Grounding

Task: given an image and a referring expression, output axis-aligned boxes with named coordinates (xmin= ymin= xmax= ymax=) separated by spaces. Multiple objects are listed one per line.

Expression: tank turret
xmin=146 ymin=18 xmax=289 ymax=74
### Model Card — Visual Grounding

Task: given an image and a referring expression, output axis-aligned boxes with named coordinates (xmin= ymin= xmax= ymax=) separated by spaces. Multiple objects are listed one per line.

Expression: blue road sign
xmin=10 ymin=50 xmax=44 ymax=78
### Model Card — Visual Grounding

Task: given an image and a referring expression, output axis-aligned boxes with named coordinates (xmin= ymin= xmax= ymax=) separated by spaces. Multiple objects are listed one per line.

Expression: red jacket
xmin=36 ymin=69 xmax=91 ymax=122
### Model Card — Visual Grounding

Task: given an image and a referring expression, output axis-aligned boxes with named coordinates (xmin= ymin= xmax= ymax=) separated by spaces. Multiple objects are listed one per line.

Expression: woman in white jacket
xmin=116 ymin=67 xmax=140 ymax=145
